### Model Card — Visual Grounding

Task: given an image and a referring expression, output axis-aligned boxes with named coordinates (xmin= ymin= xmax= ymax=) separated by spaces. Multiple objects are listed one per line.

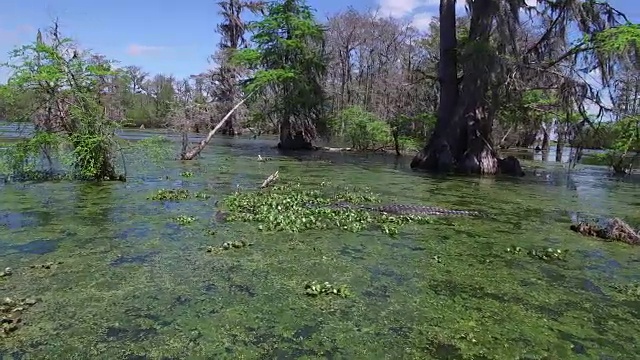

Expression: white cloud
xmin=378 ymin=0 xmax=422 ymax=18
xmin=411 ymin=12 xmax=437 ymax=30
xmin=378 ymin=0 xmax=539 ymax=21
xmin=378 ymin=0 xmax=466 ymax=20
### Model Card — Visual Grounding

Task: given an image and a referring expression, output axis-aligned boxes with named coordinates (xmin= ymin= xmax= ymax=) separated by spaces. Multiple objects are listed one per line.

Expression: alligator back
xmin=362 ymin=203 xmax=480 ymax=216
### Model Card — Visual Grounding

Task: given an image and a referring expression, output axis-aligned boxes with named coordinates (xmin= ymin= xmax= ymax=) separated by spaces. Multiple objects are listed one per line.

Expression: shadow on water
xmin=0 ymin=238 xmax=60 ymax=255
xmin=1 ymin=128 xmax=640 ymax=359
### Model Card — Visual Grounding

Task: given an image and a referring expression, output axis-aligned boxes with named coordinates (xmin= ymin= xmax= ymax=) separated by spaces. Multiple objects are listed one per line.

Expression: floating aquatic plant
xmin=194 ymin=191 xmax=210 ymax=199
xmin=149 ymin=188 xmax=191 ymax=201
xmin=610 ymin=283 xmax=640 ymax=297
xmin=304 ymin=281 xmax=350 ymax=298
xmin=528 ymin=248 xmax=567 ymax=261
xmin=506 ymin=246 xmax=567 ymax=262
xmin=148 ymin=188 xmax=210 ymax=201
xmin=173 ymin=215 xmax=197 ymax=225
xmin=205 ymin=240 xmax=253 ymax=254
xmin=29 ymin=261 xmax=63 ymax=270
xmin=222 ymin=183 xmax=434 ymax=234
xmin=180 ymin=171 xmax=194 ymax=177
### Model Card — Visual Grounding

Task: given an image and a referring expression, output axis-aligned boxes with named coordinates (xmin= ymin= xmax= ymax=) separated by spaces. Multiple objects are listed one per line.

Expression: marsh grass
xmin=0 ymin=138 xmax=639 ymax=359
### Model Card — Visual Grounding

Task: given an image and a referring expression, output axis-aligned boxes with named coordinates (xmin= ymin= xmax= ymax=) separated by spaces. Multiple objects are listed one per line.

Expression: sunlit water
xmin=0 ymin=127 xmax=639 ymax=359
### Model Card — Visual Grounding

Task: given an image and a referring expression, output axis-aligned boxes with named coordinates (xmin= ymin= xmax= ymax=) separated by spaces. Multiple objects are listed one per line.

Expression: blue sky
xmin=0 ymin=0 xmax=638 ymax=83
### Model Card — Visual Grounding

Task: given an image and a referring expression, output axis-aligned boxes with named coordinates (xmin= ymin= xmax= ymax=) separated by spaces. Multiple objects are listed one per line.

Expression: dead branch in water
xmin=260 ymin=170 xmax=279 ymax=189
xmin=570 ymin=217 xmax=640 ymax=245
xmin=180 ymin=91 xmax=255 ymax=160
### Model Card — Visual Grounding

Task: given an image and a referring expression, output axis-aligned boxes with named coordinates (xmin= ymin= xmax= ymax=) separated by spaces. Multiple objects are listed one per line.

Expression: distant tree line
xmin=1 ymin=0 xmax=638 ymax=175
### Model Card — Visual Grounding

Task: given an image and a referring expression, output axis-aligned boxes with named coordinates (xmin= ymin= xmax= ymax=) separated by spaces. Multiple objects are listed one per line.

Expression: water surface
xmin=0 ymin=132 xmax=639 ymax=359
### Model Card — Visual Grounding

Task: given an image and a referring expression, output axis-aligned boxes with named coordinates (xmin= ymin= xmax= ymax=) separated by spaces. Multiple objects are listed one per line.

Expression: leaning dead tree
xmin=178 ymin=90 xmax=255 ymax=160
xmin=411 ymin=0 xmax=629 ymax=176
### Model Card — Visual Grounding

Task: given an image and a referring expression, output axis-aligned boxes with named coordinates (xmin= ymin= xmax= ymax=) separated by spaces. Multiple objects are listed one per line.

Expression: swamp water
xmin=0 ymin=136 xmax=639 ymax=359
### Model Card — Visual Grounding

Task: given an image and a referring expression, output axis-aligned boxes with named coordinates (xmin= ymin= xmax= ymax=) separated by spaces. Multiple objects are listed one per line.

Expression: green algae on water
xmin=148 ymin=188 xmax=210 ymax=201
xmin=221 ymin=182 xmax=435 ymax=234
xmin=1 ymin=134 xmax=640 ymax=359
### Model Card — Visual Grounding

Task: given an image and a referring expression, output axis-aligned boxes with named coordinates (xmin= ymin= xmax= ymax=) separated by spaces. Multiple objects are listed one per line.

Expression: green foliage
xmin=573 ymin=123 xmax=616 ymax=149
xmin=498 ymin=90 xmax=558 ymax=127
xmin=1 ymin=28 xmax=123 ymax=181
xmin=506 ymin=246 xmax=569 ymax=262
xmin=234 ymin=0 xmax=328 ymax=141
xmin=119 ymin=74 xmax=175 ymax=128
xmin=223 ymin=182 xmax=433 ymax=235
xmin=587 ymin=23 xmax=640 ymax=173
xmin=592 ymin=23 xmax=640 ymax=54
xmin=610 ymin=283 xmax=640 ymax=297
xmin=595 ymin=115 xmax=640 ymax=174
xmin=329 ymin=106 xmax=392 ymax=150
xmin=0 ymin=85 xmax=34 ymax=122
xmin=392 ymin=113 xmax=436 ymax=146
xmin=173 ymin=215 xmax=197 ymax=225
xmin=0 ymin=131 xmax=61 ymax=177
xmin=148 ymin=188 xmax=210 ymax=201
xmin=206 ymin=239 xmax=254 ymax=254
xmin=149 ymin=188 xmax=191 ymax=201
xmin=304 ymin=281 xmax=350 ymax=297
xmin=124 ymin=135 xmax=174 ymax=168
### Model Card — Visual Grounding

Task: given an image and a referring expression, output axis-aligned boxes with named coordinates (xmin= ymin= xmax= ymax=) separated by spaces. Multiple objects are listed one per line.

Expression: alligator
xmin=306 ymin=201 xmax=481 ymax=217
xmin=214 ymin=201 xmax=480 ymax=223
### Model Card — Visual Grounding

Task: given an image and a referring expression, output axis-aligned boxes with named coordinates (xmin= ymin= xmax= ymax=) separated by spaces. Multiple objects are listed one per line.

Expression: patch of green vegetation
xmin=304 ymin=281 xmax=350 ymax=298
xmin=149 ymin=188 xmax=191 ymax=201
xmin=148 ymin=188 xmax=209 ymax=201
xmin=222 ymin=183 xmax=434 ymax=234
xmin=180 ymin=171 xmax=194 ymax=178
xmin=506 ymin=246 xmax=569 ymax=262
xmin=1 ymin=140 xmax=639 ymax=359
xmin=206 ymin=240 xmax=254 ymax=254
xmin=610 ymin=283 xmax=640 ymax=297
xmin=194 ymin=191 xmax=211 ymax=200
xmin=173 ymin=215 xmax=197 ymax=225
xmin=528 ymin=247 xmax=568 ymax=261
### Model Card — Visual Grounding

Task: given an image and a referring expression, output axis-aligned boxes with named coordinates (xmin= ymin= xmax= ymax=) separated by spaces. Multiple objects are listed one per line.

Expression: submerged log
xmin=570 ymin=218 xmax=640 ymax=245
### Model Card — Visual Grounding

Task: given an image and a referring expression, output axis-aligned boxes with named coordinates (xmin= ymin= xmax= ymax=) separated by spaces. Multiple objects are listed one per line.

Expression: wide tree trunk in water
xmin=409 ymin=0 xmax=459 ymax=172
xmin=555 ymin=114 xmax=569 ymax=162
xmin=220 ymin=119 xmax=236 ymax=136
xmin=541 ymin=127 xmax=550 ymax=151
xmin=278 ymin=117 xmax=313 ymax=150
xmin=411 ymin=0 xmax=524 ymax=176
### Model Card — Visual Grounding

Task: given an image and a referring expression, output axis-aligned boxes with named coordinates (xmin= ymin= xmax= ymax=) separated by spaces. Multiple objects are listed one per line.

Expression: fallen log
xmin=570 ymin=217 xmax=640 ymax=245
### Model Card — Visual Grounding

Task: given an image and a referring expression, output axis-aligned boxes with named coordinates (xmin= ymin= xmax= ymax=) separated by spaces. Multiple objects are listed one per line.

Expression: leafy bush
xmin=1 ymin=26 xmax=123 ymax=181
xmin=329 ymin=106 xmax=391 ymax=150
xmin=596 ymin=115 xmax=640 ymax=174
